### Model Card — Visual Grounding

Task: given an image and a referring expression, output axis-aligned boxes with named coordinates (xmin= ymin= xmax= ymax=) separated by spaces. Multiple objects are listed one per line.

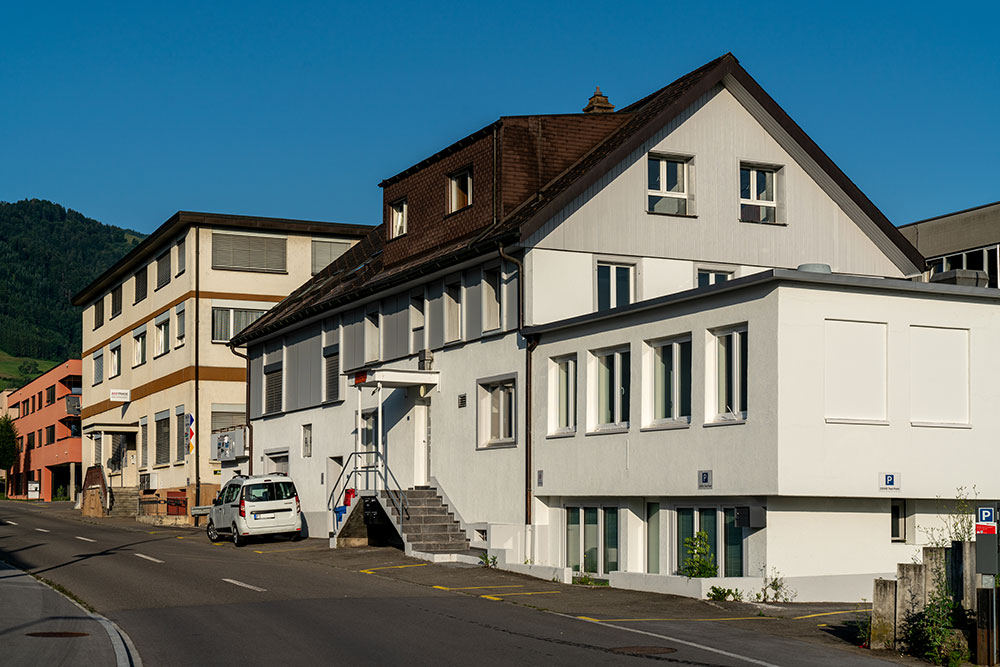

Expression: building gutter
xmin=227 ymin=343 xmax=253 ymax=475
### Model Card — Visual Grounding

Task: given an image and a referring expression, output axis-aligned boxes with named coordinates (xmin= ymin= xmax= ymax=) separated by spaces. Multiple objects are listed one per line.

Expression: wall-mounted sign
xmin=110 ymin=389 xmax=131 ymax=402
xmin=354 ymin=372 xmax=368 ymax=386
xmin=878 ymin=472 xmax=901 ymax=491
xmin=979 ymin=507 xmax=996 ymax=523
xmin=698 ymin=470 xmax=713 ymax=490
xmin=976 ymin=522 xmax=997 ymax=535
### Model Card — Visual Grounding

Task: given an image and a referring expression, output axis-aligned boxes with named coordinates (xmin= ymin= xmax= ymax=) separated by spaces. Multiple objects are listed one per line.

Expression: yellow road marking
xmin=176 ymin=536 xmax=184 ymax=539
xmin=580 ymin=616 xmax=777 ymax=622
xmin=481 ymin=591 xmax=560 ymax=600
xmin=433 ymin=585 xmax=524 ymax=591
xmin=817 ymin=623 xmax=828 ymax=627
xmin=360 ymin=564 xmax=429 ymax=575
xmin=792 ymin=609 xmax=869 ymax=620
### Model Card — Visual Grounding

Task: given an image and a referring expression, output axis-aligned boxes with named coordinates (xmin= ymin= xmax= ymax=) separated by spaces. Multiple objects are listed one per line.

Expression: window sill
xmin=175 ymin=270 xmax=185 ymax=278
xmin=738 ymin=219 xmax=788 ymax=227
xmin=703 ymin=419 xmax=746 ymax=428
xmin=212 ymin=267 xmax=288 ymax=275
xmin=825 ymin=418 xmax=889 ymax=426
xmin=154 ymin=283 xmax=170 ymax=292
xmin=646 ymin=210 xmax=697 ymax=219
xmin=385 ymin=233 xmax=407 ymax=243
xmin=152 ymin=350 xmax=169 ymax=360
xmin=910 ymin=421 xmax=972 ymax=429
xmin=586 ymin=425 xmax=630 ymax=436
xmin=132 ymin=362 xmax=145 ymax=369
xmin=133 ymin=299 xmax=146 ymax=306
xmin=546 ymin=430 xmax=577 ymax=440
xmin=152 ymin=463 xmax=171 ymax=470
xmin=173 ymin=461 xmax=185 ymax=466
xmin=641 ymin=420 xmax=691 ymax=432
xmin=322 ymin=398 xmax=346 ymax=406
xmin=477 ymin=440 xmax=517 ymax=450
xmin=444 ymin=204 xmax=472 ymax=219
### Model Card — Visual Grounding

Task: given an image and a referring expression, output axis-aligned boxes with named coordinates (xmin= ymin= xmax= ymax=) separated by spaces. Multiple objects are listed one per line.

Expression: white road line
xmin=135 ymin=553 xmax=164 ymax=563
xmin=35 ymin=528 xmax=50 ymax=533
xmin=76 ymin=536 xmax=96 ymax=543
xmin=223 ymin=578 xmax=266 ymax=592
xmin=574 ymin=617 xmax=784 ymax=667
xmin=6 ymin=521 xmax=17 ymax=526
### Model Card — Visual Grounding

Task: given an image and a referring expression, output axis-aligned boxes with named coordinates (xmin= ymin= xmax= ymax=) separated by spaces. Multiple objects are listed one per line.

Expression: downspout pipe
xmin=227 ymin=343 xmax=253 ymax=475
xmin=497 ymin=244 xmax=532 ymax=527
xmin=194 ymin=225 xmax=201 ymax=524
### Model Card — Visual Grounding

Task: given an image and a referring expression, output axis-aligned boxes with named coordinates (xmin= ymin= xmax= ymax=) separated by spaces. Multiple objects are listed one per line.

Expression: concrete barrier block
xmin=871 ymin=578 xmax=897 ymax=650
xmin=923 ymin=546 xmax=947 ymax=601
xmin=897 ymin=563 xmax=926 ymax=644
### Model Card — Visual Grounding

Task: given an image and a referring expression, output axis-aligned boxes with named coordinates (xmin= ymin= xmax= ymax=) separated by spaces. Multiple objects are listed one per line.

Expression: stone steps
xmin=380 ymin=489 xmax=469 ymax=553
xmin=108 ymin=487 xmax=139 ymax=518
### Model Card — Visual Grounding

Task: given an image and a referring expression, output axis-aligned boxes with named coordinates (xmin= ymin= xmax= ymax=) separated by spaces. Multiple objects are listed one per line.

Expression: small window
xmin=302 ymin=424 xmax=313 ymax=458
xmin=739 ymin=165 xmax=777 ymax=223
xmin=596 ymin=262 xmax=633 ymax=312
xmin=109 ymin=344 xmax=122 ymax=378
xmin=651 ymin=338 xmax=692 ymax=423
xmin=324 ymin=344 xmax=341 ymax=402
xmin=595 ymin=347 xmax=630 ymax=428
xmin=891 ymin=499 xmax=906 ymax=542
xmin=212 ymin=307 xmax=266 ymax=343
xmin=45 ymin=385 xmax=55 ymax=405
xmin=647 ymin=156 xmax=689 ymax=215
xmin=93 ymin=352 xmax=104 ymax=385
xmin=111 ymin=285 xmax=122 ymax=318
xmin=445 ymin=278 xmax=462 ymax=342
xmin=483 ymin=266 xmax=502 ymax=332
xmin=715 ymin=327 xmax=748 ymax=420
xmin=175 ymin=305 xmax=186 ymax=346
xmin=697 ymin=269 xmax=731 ymax=288
xmin=480 ymin=377 xmax=516 ymax=446
xmin=390 ymin=198 xmax=408 ymax=238
xmin=448 ymin=168 xmax=472 ymax=213
xmin=264 ymin=367 xmax=283 ymax=414
xmin=156 ymin=252 xmax=171 ymax=289
xmin=155 ymin=317 xmax=171 ymax=357
xmin=45 ymin=424 xmax=55 ymax=445
xmin=93 ymin=299 xmax=104 ymax=330
xmin=176 ymin=237 xmax=186 ymax=275
xmin=134 ymin=267 xmax=147 ymax=304
xmin=133 ymin=330 xmax=147 ymax=367
xmin=311 ymin=239 xmax=350 ymax=275
xmin=155 ymin=414 xmax=170 ymax=465
xmin=552 ymin=356 xmax=577 ymax=433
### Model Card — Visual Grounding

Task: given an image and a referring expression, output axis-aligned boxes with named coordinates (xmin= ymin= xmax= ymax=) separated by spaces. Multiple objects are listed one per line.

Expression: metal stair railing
xmin=327 ymin=451 xmax=409 ymax=534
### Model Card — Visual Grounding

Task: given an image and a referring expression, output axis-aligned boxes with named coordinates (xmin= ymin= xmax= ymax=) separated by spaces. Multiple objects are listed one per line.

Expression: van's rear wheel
xmin=206 ymin=521 xmax=219 ymax=542
xmin=232 ymin=524 xmax=246 ymax=547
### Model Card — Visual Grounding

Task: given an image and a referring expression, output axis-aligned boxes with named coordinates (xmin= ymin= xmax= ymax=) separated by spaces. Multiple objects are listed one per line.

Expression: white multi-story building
xmin=73 ymin=211 xmax=368 ymax=523
xmin=233 ymin=54 xmax=998 ymax=600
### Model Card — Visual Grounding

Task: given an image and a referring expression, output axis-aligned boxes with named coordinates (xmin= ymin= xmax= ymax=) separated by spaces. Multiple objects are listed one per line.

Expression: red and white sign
xmin=976 ymin=522 xmax=997 ymax=535
xmin=354 ymin=372 xmax=368 ymax=386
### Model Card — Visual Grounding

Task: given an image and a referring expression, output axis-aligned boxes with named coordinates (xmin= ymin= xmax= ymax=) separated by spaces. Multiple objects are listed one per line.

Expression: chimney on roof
xmin=582 ymin=86 xmax=615 ymax=114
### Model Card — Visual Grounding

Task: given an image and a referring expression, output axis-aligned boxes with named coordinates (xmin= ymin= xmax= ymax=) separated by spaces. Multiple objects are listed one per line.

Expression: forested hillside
xmin=0 ymin=199 xmax=144 ymax=361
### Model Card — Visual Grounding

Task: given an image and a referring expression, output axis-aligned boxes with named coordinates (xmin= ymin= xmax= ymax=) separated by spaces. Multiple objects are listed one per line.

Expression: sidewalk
xmin=0 ymin=560 xmax=138 ymax=667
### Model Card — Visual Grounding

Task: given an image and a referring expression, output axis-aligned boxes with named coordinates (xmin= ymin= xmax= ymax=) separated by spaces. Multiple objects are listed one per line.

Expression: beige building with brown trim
xmin=72 ymin=211 xmax=369 ymax=523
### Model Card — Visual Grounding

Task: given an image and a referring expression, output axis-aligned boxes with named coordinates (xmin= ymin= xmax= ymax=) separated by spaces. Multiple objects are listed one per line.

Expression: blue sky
xmin=1 ymin=1 xmax=997 ymax=234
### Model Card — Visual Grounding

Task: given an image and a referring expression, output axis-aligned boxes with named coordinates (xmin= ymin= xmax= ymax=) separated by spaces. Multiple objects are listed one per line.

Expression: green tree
xmin=680 ymin=531 xmax=718 ymax=578
xmin=0 ymin=414 xmax=17 ymax=473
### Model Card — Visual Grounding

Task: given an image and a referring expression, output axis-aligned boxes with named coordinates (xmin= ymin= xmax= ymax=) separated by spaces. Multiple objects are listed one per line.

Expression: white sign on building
xmin=110 ymin=389 xmax=131 ymax=402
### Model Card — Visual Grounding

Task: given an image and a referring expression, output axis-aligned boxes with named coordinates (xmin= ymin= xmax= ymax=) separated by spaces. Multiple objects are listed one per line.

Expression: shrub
xmin=707 ymin=586 xmax=743 ymax=602
xmin=902 ymin=568 xmax=971 ymax=666
xmin=679 ymin=531 xmax=717 ymax=578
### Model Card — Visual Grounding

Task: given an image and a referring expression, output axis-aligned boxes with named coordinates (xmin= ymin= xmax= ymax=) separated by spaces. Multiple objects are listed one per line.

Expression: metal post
xmin=376 ymin=382 xmax=383 ymax=495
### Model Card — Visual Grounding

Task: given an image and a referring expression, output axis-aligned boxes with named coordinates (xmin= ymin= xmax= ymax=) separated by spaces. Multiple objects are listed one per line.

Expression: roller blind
xmin=213 ymin=233 xmax=287 ymax=273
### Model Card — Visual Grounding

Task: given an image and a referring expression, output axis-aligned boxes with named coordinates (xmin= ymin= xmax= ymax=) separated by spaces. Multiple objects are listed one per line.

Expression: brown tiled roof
xmin=232 ymin=52 xmax=922 ymax=345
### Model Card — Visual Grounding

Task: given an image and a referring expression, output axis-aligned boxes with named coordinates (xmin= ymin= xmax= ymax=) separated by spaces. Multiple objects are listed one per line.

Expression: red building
xmin=7 ymin=360 xmax=82 ymax=501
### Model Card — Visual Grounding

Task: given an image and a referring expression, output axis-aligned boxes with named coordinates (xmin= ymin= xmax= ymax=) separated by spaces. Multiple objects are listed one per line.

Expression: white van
xmin=206 ymin=474 xmax=302 ymax=546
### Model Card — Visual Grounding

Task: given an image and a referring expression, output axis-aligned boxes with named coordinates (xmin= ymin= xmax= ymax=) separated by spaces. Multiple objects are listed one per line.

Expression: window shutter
xmin=265 ymin=370 xmax=283 ymax=413
xmin=157 ymin=253 xmax=170 ymax=288
xmin=212 ymin=232 xmax=233 ymax=268
xmin=325 ymin=346 xmax=340 ymax=402
xmin=140 ymin=423 xmax=148 ymax=467
xmin=94 ymin=435 xmax=102 ymax=464
xmin=212 ymin=308 xmax=231 ymax=341
xmin=134 ymin=268 xmax=147 ymax=303
xmin=211 ymin=412 xmax=245 ymax=432
xmin=176 ymin=413 xmax=186 ymax=461
xmin=212 ymin=233 xmax=287 ymax=272
xmin=155 ymin=416 xmax=170 ymax=464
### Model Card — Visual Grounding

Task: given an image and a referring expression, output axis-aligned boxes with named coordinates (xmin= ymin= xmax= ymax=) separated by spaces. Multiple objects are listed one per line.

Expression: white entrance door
xmin=413 ymin=401 xmax=429 ymax=486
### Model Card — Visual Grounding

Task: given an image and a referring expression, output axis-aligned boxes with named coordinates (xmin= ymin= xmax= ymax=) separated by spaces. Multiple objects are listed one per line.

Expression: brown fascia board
xmin=378 ymin=121 xmax=500 ymax=189
xmin=898 ymin=200 xmax=1000 ymax=228
xmin=71 ymin=210 xmax=372 ymax=306
xmin=513 ymin=55 xmax=925 ymax=273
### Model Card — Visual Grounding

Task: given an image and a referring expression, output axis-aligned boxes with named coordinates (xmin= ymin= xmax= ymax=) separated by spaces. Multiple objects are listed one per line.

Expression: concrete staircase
xmin=381 ymin=487 xmax=469 ymax=553
xmin=108 ymin=486 xmax=139 ymax=518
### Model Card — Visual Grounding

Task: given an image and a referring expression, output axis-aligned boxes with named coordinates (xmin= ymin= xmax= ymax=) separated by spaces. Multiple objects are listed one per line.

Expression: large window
xmin=595 ymin=347 xmax=630 ymax=428
xmin=647 ymin=156 xmax=689 ymax=215
xmin=715 ymin=327 xmax=748 ymax=420
xmin=479 ymin=377 xmax=515 ymax=447
xmin=212 ymin=232 xmax=287 ymax=273
xmin=311 ymin=239 xmax=350 ymax=275
xmin=676 ymin=508 xmax=719 ymax=575
xmin=596 ymin=262 xmax=633 ymax=312
xmin=552 ymin=356 xmax=577 ymax=434
xmin=651 ymin=338 xmax=692 ymax=424
xmin=212 ymin=308 xmax=266 ymax=343
xmin=739 ymin=165 xmax=777 ymax=223
xmin=45 ymin=425 xmax=55 ymax=445
xmin=448 ymin=168 xmax=472 ymax=213
xmin=928 ymin=245 xmax=1000 ymax=288
xmin=154 ymin=412 xmax=170 ymax=465
xmin=389 ymin=198 xmax=408 ymax=238
xmin=566 ymin=506 xmax=619 ymax=575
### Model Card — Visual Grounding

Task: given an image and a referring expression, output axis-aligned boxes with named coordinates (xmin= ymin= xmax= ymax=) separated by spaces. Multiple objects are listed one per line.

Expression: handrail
xmin=327 ymin=451 xmax=409 ymax=534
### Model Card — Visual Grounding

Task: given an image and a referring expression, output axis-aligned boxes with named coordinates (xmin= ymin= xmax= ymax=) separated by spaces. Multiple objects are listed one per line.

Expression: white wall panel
xmin=910 ymin=326 xmax=968 ymax=424
xmin=823 ymin=319 xmax=886 ymax=421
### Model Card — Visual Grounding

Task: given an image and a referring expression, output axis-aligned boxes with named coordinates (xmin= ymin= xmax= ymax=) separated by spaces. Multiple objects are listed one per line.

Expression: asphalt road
xmin=0 ymin=501 xmax=897 ymax=666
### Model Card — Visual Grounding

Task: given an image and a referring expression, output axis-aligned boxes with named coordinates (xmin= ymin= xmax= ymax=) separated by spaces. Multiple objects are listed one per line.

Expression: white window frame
xmin=155 ymin=317 xmax=171 ymax=357
xmin=712 ymin=325 xmax=748 ymax=422
xmin=109 ymin=343 xmax=122 ymax=379
xmin=175 ymin=304 xmax=186 ymax=347
xmin=564 ymin=504 xmax=621 ymax=576
xmin=595 ymin=261 xmax=635 ymax=312
xmin=93 ymin=351 xmax=104 ymax=386
xmin=646 ymin=336 xmax=692 ymax=427
xmin=646 ymin=155 xmax=690 ymax=215
xmin=891 ymin=498 xmax=906 ymax=542
xmin=389 ymin=198 xmax=408 ymax=238
xmin=212 ymin=307 xmax=266 ymax=344
xmin=696 ymin=268 xmax=733 ymax=288
xmin=739 ymin=164 xmax=778 ymax=223
xmin=478 ymin=375 xmax=516 ymax=448
xmin=591 ymin=346 xmax=630 ymax=431
xmin=302 ymin=424 xmax=313 ymax=458
xmin=549 ymin=355 xmax=577 ymax=435
xmin=448 ymin=168 xmax=472 ymax=213
xmin=133 ymin=330 xmax=146 ymax=367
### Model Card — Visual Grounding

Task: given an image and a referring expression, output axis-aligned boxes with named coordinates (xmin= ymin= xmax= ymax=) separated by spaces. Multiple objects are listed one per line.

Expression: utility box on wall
xmin=734 ymin=506 xmax=766 ymax=529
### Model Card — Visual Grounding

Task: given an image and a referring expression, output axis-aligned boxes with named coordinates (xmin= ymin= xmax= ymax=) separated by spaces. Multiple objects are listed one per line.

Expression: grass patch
xmin=0 ymin=349 xmax=59 ymax=390
xmin=573 ymin=575 xmax=610 ymax=586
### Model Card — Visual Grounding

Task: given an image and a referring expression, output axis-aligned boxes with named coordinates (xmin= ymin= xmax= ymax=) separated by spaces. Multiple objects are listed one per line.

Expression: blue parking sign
xmin=979 ymin=507 xmax=995 ymax=523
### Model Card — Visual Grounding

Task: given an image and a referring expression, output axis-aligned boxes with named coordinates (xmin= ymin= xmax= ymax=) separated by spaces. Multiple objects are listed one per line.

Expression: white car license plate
xmin=254 ymin=512 xmax=274 ymax=519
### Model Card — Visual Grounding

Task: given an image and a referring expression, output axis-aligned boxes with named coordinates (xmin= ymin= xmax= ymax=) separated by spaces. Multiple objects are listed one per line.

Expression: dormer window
xmin=390 ymin=198 xmax=408 ymax=238
xmin=448 ymin=168 xmax=472 ymax=213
